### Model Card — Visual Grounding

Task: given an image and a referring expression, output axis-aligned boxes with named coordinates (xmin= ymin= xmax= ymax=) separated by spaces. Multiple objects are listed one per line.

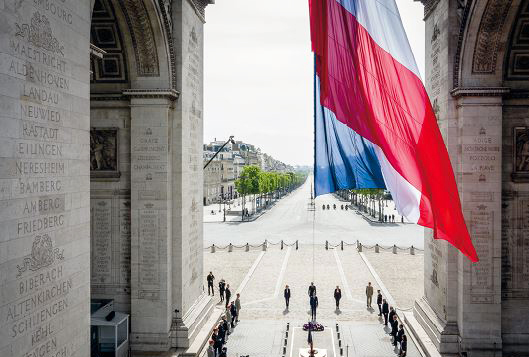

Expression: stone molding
xmin=187 ymin=0 xmax=215 ymax=23
xmin=450 ymin=86 xmax=510 ymax=97
xmin=123 ymin=88 xmax=180 ymax=100
xmin=418 ymin=0 xmax=441 ymax=19
xmin=157 ymin=0 xmax=177 ymax=90
xmin=472 ymin=0 xmax=513 ymax=74
xmin=90 ymin=43 xmax=107 ymax=59
xmin=453 ymin=0 xmax=473 ymax=89
xmin=118 ymin=0 xmax=160 ymax=76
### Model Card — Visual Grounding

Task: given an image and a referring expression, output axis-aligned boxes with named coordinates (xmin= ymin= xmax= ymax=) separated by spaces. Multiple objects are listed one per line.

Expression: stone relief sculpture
xmin=513 ymin=127 xmax=529 ymax=182
xmin=90 ymin=128 xmax=119 ymax=177
xmin=15 ymin=12 xmax=65 ymax=56
xmin=17 ymin=234 xmax=64 ymax=277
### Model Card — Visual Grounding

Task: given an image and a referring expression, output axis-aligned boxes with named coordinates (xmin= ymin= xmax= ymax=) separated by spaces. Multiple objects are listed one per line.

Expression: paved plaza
xmin=203 ymin=179 xmax=425 ymax=356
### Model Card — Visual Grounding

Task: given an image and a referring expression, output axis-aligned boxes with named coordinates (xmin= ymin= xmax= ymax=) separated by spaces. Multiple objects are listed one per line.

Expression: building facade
xmin=0 ymin=1 xmax=215 ymax=357
xmin=411 ymin=1 xmax=529 ymax=356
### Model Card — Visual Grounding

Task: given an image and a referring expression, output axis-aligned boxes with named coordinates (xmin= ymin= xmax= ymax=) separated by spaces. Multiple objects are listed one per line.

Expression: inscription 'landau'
xmin=15 ymin=12 xmax=64 ymax=56
xmin=17 ymin=234 xmax=64 ymax=277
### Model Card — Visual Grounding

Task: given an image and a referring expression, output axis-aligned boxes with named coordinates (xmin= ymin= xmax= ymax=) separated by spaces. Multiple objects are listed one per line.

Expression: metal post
xmin=393 ymin=245 xmax=397 ymax=254
xmin=410 ymin=245 xmax=415 ymax=255
xmin=296 ymin=240 xmax=298 ymax=250
xmin=211 ymin=244 xmax=215 ymax=253
xmin=325 ymin=241 xmax=328 ymax=250
xmin=228 ymin=243 xmax=233 ymax=252
xmin=245 ymin=243 xmax=249 ymax=252
xmin=341 ymin=241 xmax=344 ymax=250
xmin=375 ymin=244 xmax=379 ymax=253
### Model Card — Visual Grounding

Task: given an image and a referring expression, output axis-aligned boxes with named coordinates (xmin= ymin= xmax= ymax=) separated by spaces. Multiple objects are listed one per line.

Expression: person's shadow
xmin=334 ymin=308 xmax=342 ymax=315
xmin=283 ymin=308 xmax=289 ymax=315
xmin=366 ymin=306 xmax=375 ymax=313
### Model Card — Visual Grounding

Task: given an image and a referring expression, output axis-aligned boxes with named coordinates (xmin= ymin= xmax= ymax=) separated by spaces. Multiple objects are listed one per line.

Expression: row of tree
xmin=235 ymin=166 xmax=307 ymax=217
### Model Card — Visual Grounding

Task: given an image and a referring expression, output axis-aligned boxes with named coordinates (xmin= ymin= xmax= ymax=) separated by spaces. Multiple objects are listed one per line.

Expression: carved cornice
xmin=188 ymin=0 xmax=214 ymax=23
xmin=118 ymin=0 xmax=160 ymax=76
xmin=472 ymin=0 xmax=513 ymax=74
xmin=451 ymin=86 xmax=510 ymax=97
xmin=90 ymin=43 xmax=106 ymax=59
xmin=123 ymin=88 xmax=180 ymax=100
xmin=417 ymin=0 xmax=441 ymax=19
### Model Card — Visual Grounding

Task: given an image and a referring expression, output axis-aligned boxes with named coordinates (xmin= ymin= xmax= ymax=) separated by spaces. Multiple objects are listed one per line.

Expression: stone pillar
xmin=126 ymin=89 xmax=177 ymax=353
xmin=0 ymin=1 xmax=91 ymax=357
xmin=453 ymin=90 xmax=505 ymax=355
xmin=170 ymin=0 xmax=214 ymax=350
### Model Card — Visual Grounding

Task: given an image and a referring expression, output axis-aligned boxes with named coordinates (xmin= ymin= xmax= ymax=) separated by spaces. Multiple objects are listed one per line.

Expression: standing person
xmin=218 ymin=320 xmax=226 ymax=345
xmin=207 ymin=272 xmax=215 ymax=296
xmin=219 ymin=347 xmax=228 ymax=357
xmin=396 ymin=324 xmax=404 ymax=348
xmin=229 ymin=301 xmax=237 ymax=328
xmin=334 ymin=286 xmax=342 ymax=309
xmin=390 ymin=315 xmax=399 ymax=345
xmin=235 ymin=293 xmax=241 ymax=322
xmin=213 ymin=328 xmax=222 ymax=356
xmin=219 ymin=279 xmax=226 ymax=302
xmin=308 ymin=282 xmax=317 ymax=299
xmin=222 ymin=315 xmax=230 ymax=339
xmin=224 ymin=284 xmax=231 ymax=308
xmin=388 ymin=306 xmax=396 ymax=329
xmin=365 ymin=282 xmax=374 ymax=308
xmin=382 ymin=299 xmax=389 ymax=325
xmin=310 ymin=294 xmax=319 ymax=321
xmin=225 ymin=306 xmax=232 ymax=334
xmin=284 ymin=285 xmax=291 ymax=309
xmin=206 ymin=340 xmax=215 ymax=357
xmin=376 ymin=290 xmax=383 ymax=316
xmin=399 ymin=335 xmax=407 ymax=357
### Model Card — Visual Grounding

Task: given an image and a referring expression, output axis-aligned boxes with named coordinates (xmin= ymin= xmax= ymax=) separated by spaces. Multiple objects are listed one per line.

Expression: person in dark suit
xmin=390 ymin=315 xmax=399 ymax=345
xmin=334 ymin=286 xmax=342 ymax=309
xmin=396 ymin=324 xmax=404 ymax=348
xmin=224 ymin=284 xmax=231 ymax=308
xmin=219 ymin=279 xmax=226 ymax=302
xmin=229 ymin=302 xmax=237 ymax=328
xmin=310 ymin=294 xmax=319 ymax=321
xmin=218 ymin=321 xmax=226 ymax=345
xmin=212 ymin=328 xmax=222 ymax=356
xmin=382 ymin=299 xmax=389 ymax=325
xmin=376 ymin=290 xmax=383 ymax=316
xmin=399 ymin=335 xmax=407 ymax=357
xmin=388 ymin=307 xmax=396 ymax=329
xmin=284 ymin=285 xmax=291 ymax=309
xmin=308 ymin=282 xmax=317 ymax=298
xmin=207 ymin=272 xmax=215 ymax=296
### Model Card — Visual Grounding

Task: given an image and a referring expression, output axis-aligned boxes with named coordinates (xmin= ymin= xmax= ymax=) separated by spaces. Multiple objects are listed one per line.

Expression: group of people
xmin=383 ymin=214 xmax=396 ymax=222
xmin=375 ymin=287 xmax=407 ymax=356
xmin=206 ymin=272 xmax=242 ymax=357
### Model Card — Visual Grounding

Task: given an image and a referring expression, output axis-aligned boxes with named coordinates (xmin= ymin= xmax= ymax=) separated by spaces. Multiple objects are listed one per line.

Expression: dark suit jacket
xmin=391 ymin=319 xmax=399 ymax=334
xmin=389 ymin=310 xmax=396 ymax=322
xmin=225 ymin=288 xmax=231 ymax=301
xmin=377 ymin=293 xmax=383 ymax=304
xmin=334 ymin=289 xmax=342 ymax=300
xmin=310 ymin=296 xmax=319 ymax=308
xmin=382 ymin=303 xmax=389 ymax=314
xmin=230 ymin=304 xmax=237 ymax=316
xmin=284 ymin=288 xmax=291 ymax=299
xmin=396 ymin=328 xmax=404 ymax=342
xmin=308 ymin=285 xmax=317 ymax=297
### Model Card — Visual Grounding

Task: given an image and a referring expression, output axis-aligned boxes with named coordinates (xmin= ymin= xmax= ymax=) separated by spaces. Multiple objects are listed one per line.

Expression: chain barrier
xmin=204 ymin=240 xmax=423 ymax=254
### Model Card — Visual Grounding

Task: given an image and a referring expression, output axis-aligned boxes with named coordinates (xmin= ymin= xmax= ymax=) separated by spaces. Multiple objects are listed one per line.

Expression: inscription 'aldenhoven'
xmin=10 ymin=61 xmax=69 ymax=90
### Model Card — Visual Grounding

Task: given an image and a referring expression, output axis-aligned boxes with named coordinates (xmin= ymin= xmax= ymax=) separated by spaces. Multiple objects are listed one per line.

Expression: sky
xmin=204 ymin=0 xmax=425 ymax=167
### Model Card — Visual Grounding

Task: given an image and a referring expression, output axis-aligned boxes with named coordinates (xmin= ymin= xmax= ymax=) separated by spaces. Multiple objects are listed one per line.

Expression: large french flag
xmin=310 ymin=0 xmax=478 ymax=262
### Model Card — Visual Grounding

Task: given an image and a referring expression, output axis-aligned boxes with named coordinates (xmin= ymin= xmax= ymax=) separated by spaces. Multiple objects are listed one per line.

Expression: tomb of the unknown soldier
xmin=1 ymin=1 xmax=529 ymax=357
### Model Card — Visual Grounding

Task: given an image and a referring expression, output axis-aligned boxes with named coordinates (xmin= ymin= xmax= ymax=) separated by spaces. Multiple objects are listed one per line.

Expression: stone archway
xmin=0 ymin=0 xmax=213 ymax=356
xmin=412 ymin=1 xmax=529 ymax=356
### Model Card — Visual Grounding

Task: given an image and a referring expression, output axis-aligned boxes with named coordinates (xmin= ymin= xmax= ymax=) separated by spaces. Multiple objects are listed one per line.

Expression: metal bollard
xmin=287 ymin=323 xmax=290 ymax=331
xmin=263 ymin=240 xmax=267 ymax=251
xmin=340 ymin=347 xmax=343 ymax=356
xmin=358 ymin=242 xmax=363 ymax=252
xmin=375 ymin=244 xmax=379 ymax=253
xmin=228 ymin=243 xmax=233 ymax=252
xmin=245 ymin=243 xmax=249 ymax=252
xmin=338 ymin=340 xmax=342 ymax=347
xmin=410 ymin=245 xmax=415 ymax=255
xmin=325 ymin=241 xmax=328 ymax=250
xmin=336 ymin=323 xmax=339 ymax=332
xmin=393 ymin=244 xmax=397 ymax=254
xmin=281 ymin=240 xmax=284 ymax=250
xmin=211 ymin=244 xmax=215 ymax=253
xmin=341 ymin=241 xmax=344 ymax=250
xmin=296 ymin=241 xmax=298 ymax=250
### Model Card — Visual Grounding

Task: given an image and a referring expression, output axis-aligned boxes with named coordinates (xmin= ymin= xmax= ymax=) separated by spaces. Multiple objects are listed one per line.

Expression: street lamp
xmin=203 ymin=136 xmax=235 ymax=169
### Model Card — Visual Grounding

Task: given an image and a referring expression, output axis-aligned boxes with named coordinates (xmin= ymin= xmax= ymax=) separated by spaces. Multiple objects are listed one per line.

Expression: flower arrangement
xmin=303 ymin=322 xmax=324 ymax=331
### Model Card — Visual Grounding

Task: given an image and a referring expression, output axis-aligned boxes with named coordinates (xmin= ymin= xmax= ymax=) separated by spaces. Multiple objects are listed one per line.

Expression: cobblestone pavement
xmin=204 ymin=246 xmax=424 ymax=356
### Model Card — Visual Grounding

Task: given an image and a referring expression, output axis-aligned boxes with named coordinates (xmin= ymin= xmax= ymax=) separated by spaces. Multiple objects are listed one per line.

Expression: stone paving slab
xmin=362 ymin=251 xmax=424 ymax=309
